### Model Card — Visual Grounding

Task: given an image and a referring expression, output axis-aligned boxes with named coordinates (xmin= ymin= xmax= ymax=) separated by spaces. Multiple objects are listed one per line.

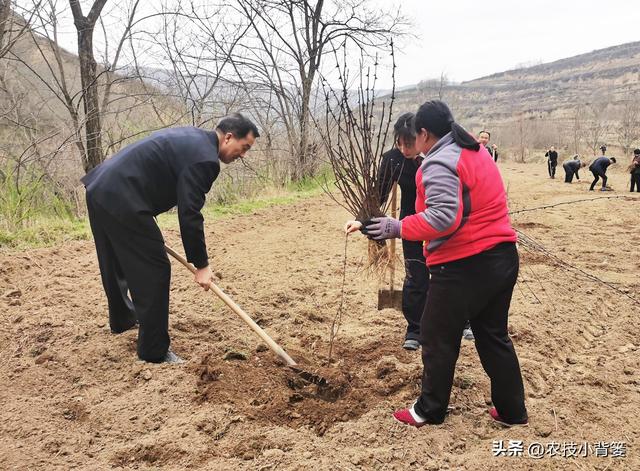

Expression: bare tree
xmin=570 ymin=104 xmax=583 ymax=156
xmin=616 ymin=97 xmax=640 ymax=155
xmin=584 ymin=102 xmax=610 ymax=156
xmin=514 ymin=112 xmax=529 ymax=163
xmin=232 ymin=0 xmax=405 ymax=181
xmin=316 ymin=44 xmax=395 ymax=221
xmin=417 ymin=71 xmax=450 ymax=100
xmin=0 ymin=0 xmax=42 ymax=59
xmin=315 ymin=43 xmax=395 ymax=361
xmin=139 ymin=1 xmax=249 ymax=128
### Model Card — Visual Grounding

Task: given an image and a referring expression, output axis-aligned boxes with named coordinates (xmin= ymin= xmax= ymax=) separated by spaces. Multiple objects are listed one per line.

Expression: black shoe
xmin=402 ymin=339 xmax=420 ymax=350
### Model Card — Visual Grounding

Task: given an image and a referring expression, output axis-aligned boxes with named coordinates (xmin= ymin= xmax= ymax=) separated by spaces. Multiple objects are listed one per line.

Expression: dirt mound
xmin=193 ymin=341 xmax=420 ymax=435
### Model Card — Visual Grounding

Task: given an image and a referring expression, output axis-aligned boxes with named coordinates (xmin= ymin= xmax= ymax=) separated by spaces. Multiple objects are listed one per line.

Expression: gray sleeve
xmin=419 ymin=151 xmax=462 ymax=233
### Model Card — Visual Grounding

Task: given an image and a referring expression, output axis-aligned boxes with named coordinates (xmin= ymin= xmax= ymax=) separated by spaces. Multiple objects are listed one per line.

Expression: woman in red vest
xmin=357 ymin=100 xmax=528 ymax=427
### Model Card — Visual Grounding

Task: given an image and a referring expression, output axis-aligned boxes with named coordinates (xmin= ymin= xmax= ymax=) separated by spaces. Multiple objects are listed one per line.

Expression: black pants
xmin=415 ymin=242 xmax=527 ymax=424
xmin=631 ymin=173 xmax=640 ymax=192
xmin=548 ymin=161 xmax=556 ymax=178
xmin=564 ymin=165 xmax=576 ymax=183
xmin=86 ymin=194 xmax=171 ymax=362
xmin=402 ymin=240 xmax=429 ymax=341
xmin=590 ymin=170 xmax=607 ymax=190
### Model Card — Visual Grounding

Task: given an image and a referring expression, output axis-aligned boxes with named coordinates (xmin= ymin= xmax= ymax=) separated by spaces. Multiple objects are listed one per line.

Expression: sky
xmin=383 ymin=0 xmax=640 ymax=89
xmin=37 ymin=0 xmax=640 ymax=90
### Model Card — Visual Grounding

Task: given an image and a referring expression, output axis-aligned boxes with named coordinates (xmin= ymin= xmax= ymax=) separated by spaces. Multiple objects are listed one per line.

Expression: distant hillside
xmin=395 ymin=41 xmax=640 ymax=153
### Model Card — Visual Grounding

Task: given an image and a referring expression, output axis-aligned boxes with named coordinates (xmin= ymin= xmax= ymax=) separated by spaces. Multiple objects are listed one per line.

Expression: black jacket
xmin=82 ymin=127 xmax=220 ymax=268
xmin=484 ymin=144 xmax=498 ymax=161
xmin=589 ymin=156 xmax=612 ymax=174
xmin=563 ymin=159 xmax=581 ymax=177
xmin=545 ymin=150 xmax=558 ymax=164
xmin=378 ymin=148 xmax=421 ymax=219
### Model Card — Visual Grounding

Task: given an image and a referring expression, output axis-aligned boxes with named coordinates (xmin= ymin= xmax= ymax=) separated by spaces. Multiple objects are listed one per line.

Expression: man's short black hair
xmin=216 ymin=113 xmax=260 ymax=138
xmin=610 ymin=157 xmax=617 ymax=163
xmin=479 ymin=130 xmax=491 ymax=138
xmin=634 ymin=148 xmax=640 ymax=155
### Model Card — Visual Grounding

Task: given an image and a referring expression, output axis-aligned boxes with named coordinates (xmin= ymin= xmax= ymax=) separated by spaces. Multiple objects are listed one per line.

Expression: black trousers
xmin=631 ymin=173 xmax=640 ymax=192
xmin=548 ymin=161 xmax=556 ymax=178
xmin=564 ymin=166 xmax=576 ymax=183
xmin=401 ymin=240 xmax=429 ymax=341
xmin=590 ymin=170 xmax=607 ymax=190
xmin=86 ymin=194 xmax=171 ymax=362
xmin=415 ymin=242 xmax=527 ymax=424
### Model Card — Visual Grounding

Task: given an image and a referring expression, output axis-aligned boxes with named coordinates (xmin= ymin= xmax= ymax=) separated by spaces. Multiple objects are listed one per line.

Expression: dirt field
xmin=1 ymin=162 xmax=638 ymax=470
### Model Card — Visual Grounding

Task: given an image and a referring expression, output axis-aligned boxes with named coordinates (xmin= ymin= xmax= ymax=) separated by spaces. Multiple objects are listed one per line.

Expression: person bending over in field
xmin=82 ymin=114 xmax=259 ymax=363
xmin=563 ymin=155 xmax=586 ymax=183
xmin=588 ymin=148 xmax=616 ymax=191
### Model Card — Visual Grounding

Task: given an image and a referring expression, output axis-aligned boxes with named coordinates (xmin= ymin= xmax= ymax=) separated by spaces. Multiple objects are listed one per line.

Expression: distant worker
xmin=478 ymin=130 xmax=498 ymax=162
xmin=629 ymin=149 xmax=640 ymax=193
xmin=563 ymin=155 xmax=586 ymax=183
xmin=589 ymin=147 xmax=616 ymax=191
xmin=545 ymin=146 xmax=558 ymax=179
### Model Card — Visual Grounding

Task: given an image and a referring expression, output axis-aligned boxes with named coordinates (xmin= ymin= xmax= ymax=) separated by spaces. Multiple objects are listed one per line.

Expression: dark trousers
xmin=548 ymin=161 xmax=556 ymax=178
xmin=86 ymin=194 xmax=171 ymax=362
xmin=564 ymin=166 xmax=575 ymax=183
xmin=631 ymin=174 xmax=640 ymax=192
xmin=590 ymin=170 xmax=607 ymax=190
xmin=415 ymin=242 xmax=527 ymax=424
xmin=402 ymin=240 xmax=429 ymax=341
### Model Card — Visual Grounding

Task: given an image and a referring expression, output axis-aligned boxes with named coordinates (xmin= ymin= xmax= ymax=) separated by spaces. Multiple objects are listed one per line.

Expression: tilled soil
xmin=0 ymin=163 xmax=638 ymax=470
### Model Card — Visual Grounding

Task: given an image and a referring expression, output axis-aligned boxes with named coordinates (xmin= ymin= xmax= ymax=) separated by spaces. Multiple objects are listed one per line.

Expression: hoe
xmin=165 ymin=244 xmax=327 ymax=386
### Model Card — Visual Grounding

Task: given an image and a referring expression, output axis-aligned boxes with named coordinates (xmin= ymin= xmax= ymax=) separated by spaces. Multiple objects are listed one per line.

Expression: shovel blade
xmin=377 ymin=289 xmax=403 ymax=311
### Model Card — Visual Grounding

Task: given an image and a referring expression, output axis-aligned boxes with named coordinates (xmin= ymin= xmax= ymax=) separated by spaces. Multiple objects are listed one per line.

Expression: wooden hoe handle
xmin=164 ymin=244 xmax=297 ymax=367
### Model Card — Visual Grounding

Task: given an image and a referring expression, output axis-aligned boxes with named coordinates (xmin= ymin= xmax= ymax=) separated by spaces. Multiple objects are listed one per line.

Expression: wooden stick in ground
xmin=164 ymin=244 xmax=297 ymax=367
xmin=389 ymin=182 xmax=398 ymax=291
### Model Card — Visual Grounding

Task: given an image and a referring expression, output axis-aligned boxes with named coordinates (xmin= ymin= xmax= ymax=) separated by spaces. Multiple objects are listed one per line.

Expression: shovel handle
xmin=389 ymin=182 xmax=398 ymax=290
xmin=164 ymin=244 xmax=297 ymax=367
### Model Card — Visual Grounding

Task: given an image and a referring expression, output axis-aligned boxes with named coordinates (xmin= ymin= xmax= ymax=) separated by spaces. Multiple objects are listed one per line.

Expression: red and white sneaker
xmin=392 ymin=405 xmax=427 ymax=428
xmin=489 ymin=407 xmax=529 ymax=427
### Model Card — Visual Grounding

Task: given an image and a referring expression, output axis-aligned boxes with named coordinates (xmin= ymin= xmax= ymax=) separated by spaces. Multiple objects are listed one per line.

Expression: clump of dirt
xmin=111 ymin=442 xmax=187 ymax=467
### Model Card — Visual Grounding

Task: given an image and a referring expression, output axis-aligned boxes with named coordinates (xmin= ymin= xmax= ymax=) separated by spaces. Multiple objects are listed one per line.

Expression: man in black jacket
xmin=589 ymin=153 xmax=616 ymax=191
xmin=545 ymin=146 xmax=558 ymax=178
xmin=563 ymin=156 xmax=586 ymax=183
xmin=478 ymin=130 xmax=498 ymax=162
xmin=82 ymin=113 xmax=259 ymax=363
xmin=377 ymin=113 xmax=429 ymax=350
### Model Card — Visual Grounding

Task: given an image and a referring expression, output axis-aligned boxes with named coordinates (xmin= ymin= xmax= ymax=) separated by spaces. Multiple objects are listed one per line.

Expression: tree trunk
xmin=0 ymin=0 xmax=11 ymax=55
xmin=70 ymin=0 xmax=107 ymax=172
xmin=297 ymin=81 xmax=311 ymax=179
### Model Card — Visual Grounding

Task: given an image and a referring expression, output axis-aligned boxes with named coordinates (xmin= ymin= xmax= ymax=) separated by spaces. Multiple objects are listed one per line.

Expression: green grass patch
xmin=1 ymin=183 xmax=325 ymax=250
xmin=0 ymin=217 xmax=90 ymax=249
xmin=156 ymin=185 xmax=322 ymax=227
